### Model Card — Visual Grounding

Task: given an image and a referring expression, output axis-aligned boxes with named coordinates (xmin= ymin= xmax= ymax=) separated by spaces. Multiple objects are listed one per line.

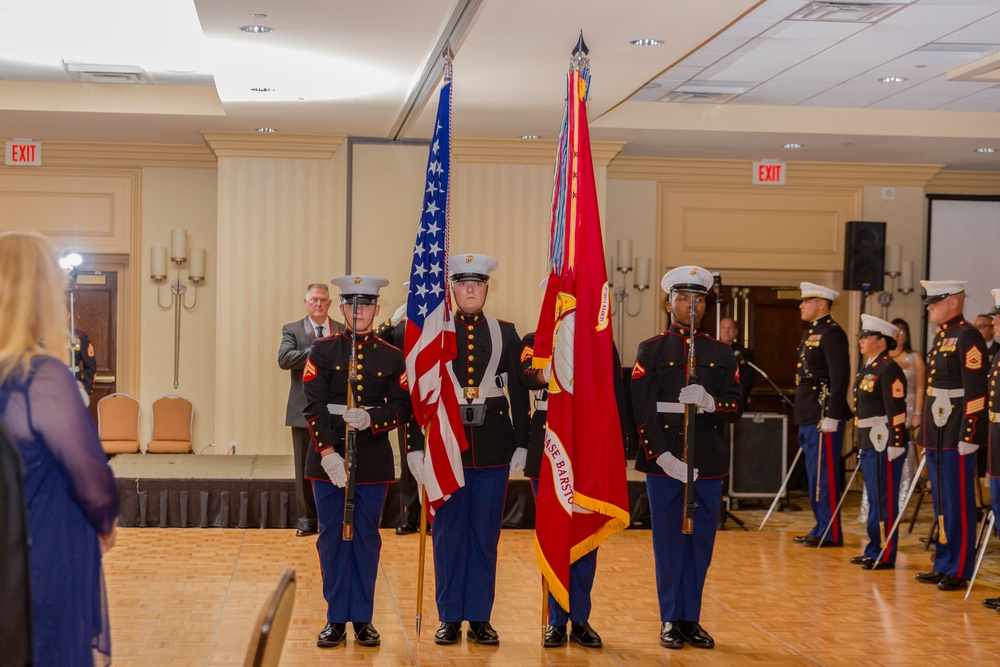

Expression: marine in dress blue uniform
xmin=982 ymin=288 xmax=1000 ymax=610
xmin=850 ymin=315 xmax=909 ymax=570
xmin=408 ymin=253 xmax=529 ymax=646
xmin=914 ymin=280 xmax=989 ymax=591
xmin=630 ymin=266 xmax=743 ymax=650
xmin=519 ymin=330 xmax=627 ymax=649
xmin=792 ymin=282 xmax=852 ymax=547
xmin=302 ymin=275 xmax=411 ymax=648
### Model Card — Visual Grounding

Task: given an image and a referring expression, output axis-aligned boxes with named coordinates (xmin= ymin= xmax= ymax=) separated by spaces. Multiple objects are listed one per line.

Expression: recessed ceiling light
xmin=975 ymin=147 xmax=997 ymax=153
xmin=240 ymin=24 xmax=274 ymax=33
xmin=879 ymin=76 xmax=907 ymax=83
xmin=250 ymin=87 xmax=275 ymax=92
xmin=256 ymin=127 xmax=277 ymax=133
xmin=251 ymin=13 xmax=268 ymax=18
xmin=782 ymin=143 xmax=803 ymax=149
xmin=630 ymin=38 xmax=664 ymax=47
xmin=520 ymin=134 xmax=541 ymax=140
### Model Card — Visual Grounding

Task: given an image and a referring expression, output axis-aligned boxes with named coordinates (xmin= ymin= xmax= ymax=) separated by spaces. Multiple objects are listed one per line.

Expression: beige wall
xmin=140 ymin=167 xmax=217 ymax=449
xmin=8 ymin=144 xmax=1000 ymax=461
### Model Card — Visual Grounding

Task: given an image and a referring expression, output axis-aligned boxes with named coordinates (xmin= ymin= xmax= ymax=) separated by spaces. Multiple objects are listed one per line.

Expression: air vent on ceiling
xmin=661 ymin=82 xmax=753 ymax=104
xmin=789 ymin=1 xmax=910 ymax=23
xmin=62 ymin=61 xmax=152 ymax=85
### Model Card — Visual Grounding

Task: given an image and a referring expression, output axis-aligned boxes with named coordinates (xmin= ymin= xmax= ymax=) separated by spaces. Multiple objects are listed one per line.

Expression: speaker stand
xmin=719 ymin=495 xmax=748 ymax=531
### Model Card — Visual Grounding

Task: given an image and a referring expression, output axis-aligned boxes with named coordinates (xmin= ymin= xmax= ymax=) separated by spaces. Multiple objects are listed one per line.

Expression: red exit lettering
xmin=11 ymin=144 xmax=35 ymax=162
xmin=752 ymin=160 xmax=785 ymax=185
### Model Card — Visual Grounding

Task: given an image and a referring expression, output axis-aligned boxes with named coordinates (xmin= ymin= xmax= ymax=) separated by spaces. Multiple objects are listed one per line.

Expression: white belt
xmin=534 ymin=400 xmax=547 ymax=410
xmin=857 ymin=416 xmax=887 ymax=429
xmin=657 ymin=402 xmax=685 ymax=414
xmin=858 ymin=415 xmax=889 ymax=452
xmin=928 ymin=387 xmax=964 ymax=427
xmin=327 ymin=404 xmax=346 ymax=415
xmin=454 ymin=383 xmax=506 ymax=403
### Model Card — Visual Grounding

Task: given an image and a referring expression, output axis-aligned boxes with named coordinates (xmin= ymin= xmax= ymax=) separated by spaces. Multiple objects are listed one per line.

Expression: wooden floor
xmin=103 ymin=490 xmax=1000 ymax=666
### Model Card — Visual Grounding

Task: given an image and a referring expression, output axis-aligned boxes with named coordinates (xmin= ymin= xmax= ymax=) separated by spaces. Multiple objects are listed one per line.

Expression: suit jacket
xmin=278 ymin=316 xmax=344 ymax=428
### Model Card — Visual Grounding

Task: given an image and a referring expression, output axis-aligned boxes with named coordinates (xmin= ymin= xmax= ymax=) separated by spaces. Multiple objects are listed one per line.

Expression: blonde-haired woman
xmin=0 ymin=232 xmax=118 ymax=666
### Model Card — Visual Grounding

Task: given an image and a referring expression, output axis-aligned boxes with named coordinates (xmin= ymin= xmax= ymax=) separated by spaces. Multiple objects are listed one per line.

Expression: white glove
xmin=391 ymin=303 xmax=407 ymax=326
xmin=887 ymin=446 xmax=906 ymax=462
xmin=406 ymin=451 xmax=424 ymax=486
xmin=819 ymin=417 xmax=839 ymax=433
xmin=656 ymin=451 xmax=698 ymax=482
xmin=321 ymin=452 xmax=348 ymax=488
xmin=343 ymin=407 xmax=371 ymax=430
xmin=958 ymin=441 xmax=979 ymax=456
xmin=678 ymin=384 xmax=715 ymax=413
xmin=541 ymin=366 xmax=551 ymax=383
xmin=510 ymin=447 xmax=528 ymax=473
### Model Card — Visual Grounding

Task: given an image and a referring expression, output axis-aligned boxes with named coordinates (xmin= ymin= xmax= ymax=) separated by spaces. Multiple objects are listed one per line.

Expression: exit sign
xmin=752 ymin=160 xmax=785 ymax=185
xmin=6 ymin=140 xmax=41 ymax=166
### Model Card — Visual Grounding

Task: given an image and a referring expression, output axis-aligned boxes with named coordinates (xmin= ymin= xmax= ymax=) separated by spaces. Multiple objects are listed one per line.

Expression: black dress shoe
xmin=434 ymin=622 xmax=461 ymax=645
xmin=937 ymin=575 xmax=967 ymax=591
xmin=395 ymin=522 xmax=419 ymax=535
xmin=678 ymin=621 xmax=715 ymax=649
xmin=862 ymin=561 xmax=894 ymax=570
xmin=983 ymin=597 xmax=1000 ymax=610
xmin=317 ymin=622 xmax=347 ymax=648
xmin=569 ymin=621 xmax=603 ymax=648
xmin=467 ymin=621 xmax=500 ymax=645
xmin=660 ymin=622 xmax=685 ymax=649
xmin=353 ymin=622 xmax=380 ymax=646
xmin=850 ymin=555 xmax=873 ymax=565
xmin=816 ymin=540 xmax=842 ymax=548
xmin=543 ymin=625 xmax=567 ymax=648
xmin=793 ymin=534 xmax=817 ymax=544
xmin=296 ymin=527 xmax=317 ymax=537
xmin=915 ymin=571 xmax=946 ymax=584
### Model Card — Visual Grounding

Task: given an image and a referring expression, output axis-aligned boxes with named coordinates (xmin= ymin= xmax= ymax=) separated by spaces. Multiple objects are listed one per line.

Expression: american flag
xmin=404 ymin=79 xmax=468 ymax=515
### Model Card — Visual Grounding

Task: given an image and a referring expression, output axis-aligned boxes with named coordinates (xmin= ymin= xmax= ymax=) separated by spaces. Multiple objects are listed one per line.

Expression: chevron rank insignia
xmin=892 ymin=379 xmax=904 ymax=399
xmin=303 ymin=359 xmax=317 ymax=382
xmin=631 ymin=360 xmax=646 ymax=379
xmin=966 ymin=346 xmax=983 ymax=370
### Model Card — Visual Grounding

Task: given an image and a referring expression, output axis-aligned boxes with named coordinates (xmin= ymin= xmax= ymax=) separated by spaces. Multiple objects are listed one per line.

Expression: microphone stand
xmin=736 ymin=351 xmax=803 ymax=520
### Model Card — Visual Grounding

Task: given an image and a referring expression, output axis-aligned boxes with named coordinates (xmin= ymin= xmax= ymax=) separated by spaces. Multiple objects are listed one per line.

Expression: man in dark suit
xmin=279 ymin=283 xmax=344 ymax=536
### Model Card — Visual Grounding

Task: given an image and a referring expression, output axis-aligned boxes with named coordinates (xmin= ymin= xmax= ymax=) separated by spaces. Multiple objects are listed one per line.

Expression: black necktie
xmin=315 ymin=325 xmax=323 ymax=339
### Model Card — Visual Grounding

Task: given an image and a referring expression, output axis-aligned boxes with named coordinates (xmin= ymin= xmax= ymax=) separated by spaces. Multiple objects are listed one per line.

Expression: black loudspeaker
xmin=843 ymin=220 xmax=886 ymax=292
xmin=729 ymin=414 xmax=787 ymax=498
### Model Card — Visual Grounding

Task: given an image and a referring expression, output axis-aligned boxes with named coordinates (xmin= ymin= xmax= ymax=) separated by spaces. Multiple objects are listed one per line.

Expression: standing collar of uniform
xmin=937 ymin=314 xmax=965 ymax=333
xmin=866 ymin=350 xmax=888 ymax=367
xmin=456 ymin=309 xmax=486 ymax=325
xmin=343 ymin=329 xmax=375 ymax=344
xmin=811 ymin=313 xmax=834 ymax=326
xmin=669 ymin=322 xmax=701 ymax=337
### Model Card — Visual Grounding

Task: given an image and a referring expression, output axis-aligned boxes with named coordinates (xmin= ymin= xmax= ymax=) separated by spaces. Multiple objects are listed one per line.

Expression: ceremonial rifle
xmin=682 ymin=304 xmax=697 ymax=535
xmin=343 ymin=296 xmax=359 ymax=541
xmin=934 ymin=400 xmax=947 ymax=545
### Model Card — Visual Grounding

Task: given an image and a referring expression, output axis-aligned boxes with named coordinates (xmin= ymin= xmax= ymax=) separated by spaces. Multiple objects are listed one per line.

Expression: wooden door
xmin=72 ymin=271 xmax=118 ymax=423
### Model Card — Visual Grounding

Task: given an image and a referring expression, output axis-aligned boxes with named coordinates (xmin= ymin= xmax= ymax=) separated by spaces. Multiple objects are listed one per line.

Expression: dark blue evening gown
xmin=0 ymin=356 xmax=119 ymax=666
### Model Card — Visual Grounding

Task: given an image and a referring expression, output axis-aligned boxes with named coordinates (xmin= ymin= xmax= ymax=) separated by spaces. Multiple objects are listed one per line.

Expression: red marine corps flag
xmin=532 ymin=35 xmax=630 ymax=611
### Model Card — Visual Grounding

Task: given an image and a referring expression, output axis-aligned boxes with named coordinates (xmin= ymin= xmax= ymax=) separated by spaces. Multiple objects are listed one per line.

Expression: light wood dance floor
xmin=104 ymin=491 xmax=1000 ymax=666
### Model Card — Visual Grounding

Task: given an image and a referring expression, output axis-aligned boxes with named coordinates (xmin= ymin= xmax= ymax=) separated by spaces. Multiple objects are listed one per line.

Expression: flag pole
xmin=541 ymin=575 xmax=549 ymax=645
xmin=415 ymin=486 xmax=428 ymax=636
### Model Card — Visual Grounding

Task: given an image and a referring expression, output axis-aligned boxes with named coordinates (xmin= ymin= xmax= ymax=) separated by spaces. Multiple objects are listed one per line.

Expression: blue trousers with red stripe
xmin=923 ymin=448 xmax=977 ymax=580
xmin=313 ymin=480 xmax=388 ymax=623
xmin=647 ymin=475 xmax=722 ymax=623
xmin=529 ymin=479 xmax=598 ymax=625
xmin=799 ymin=423 xmax=845 ymax=544
xmin=860 ymin=448 xmax=905 ymax=564
xmin=432 ymin=466 xmax=509 ymax=623
xmin=991 ymin=476 xmax=1000 ymax=542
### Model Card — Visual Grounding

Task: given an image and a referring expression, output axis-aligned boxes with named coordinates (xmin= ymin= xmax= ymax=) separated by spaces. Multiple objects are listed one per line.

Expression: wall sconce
xmin=877 ymin=244 xmax=914 ymax=318
xmin=151 ymin=229 xmax=206 ymax=388
xmin=608 ymin=239 xmax=650 ymax=346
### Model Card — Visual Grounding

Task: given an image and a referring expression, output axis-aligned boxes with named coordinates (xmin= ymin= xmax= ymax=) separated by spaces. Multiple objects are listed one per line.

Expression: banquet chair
xmin=146 ymin=394 xmax=193 ymax=453
xmin=243 ymin=569 xmax=296 ymax=667
xmin=96 ymin=393 xmax=141 ymax=455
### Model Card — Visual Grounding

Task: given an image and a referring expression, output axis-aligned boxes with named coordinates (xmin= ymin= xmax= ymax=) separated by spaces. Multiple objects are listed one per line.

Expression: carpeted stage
xmin=109 ymin=454 xmax=655 ymax=530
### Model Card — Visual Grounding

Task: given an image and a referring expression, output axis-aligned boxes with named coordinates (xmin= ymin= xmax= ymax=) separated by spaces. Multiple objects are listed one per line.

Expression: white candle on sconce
xmin=171 ymin=229 xmax=188 ymax=262
xmin=607 ymin=254 xmax=617 ymax=286
xmin=899 ymin=261 xmax=913 ymax=292
xmin=635 ymin=257 xmax=651 ymax=288
xmin=189 ymin=248 xmax=206 ymax=282
xmin=616 ymin=239 xmax=633 ymax=271
xmin=151 ymin=247 xmax=167 ymax=279
xmin=885 ymin=244 xmax=902 ymax=275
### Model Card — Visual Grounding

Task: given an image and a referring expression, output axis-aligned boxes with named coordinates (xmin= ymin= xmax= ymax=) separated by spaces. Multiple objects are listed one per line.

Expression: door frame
xmin=79 ymin=253 xmax=138 ymax=399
